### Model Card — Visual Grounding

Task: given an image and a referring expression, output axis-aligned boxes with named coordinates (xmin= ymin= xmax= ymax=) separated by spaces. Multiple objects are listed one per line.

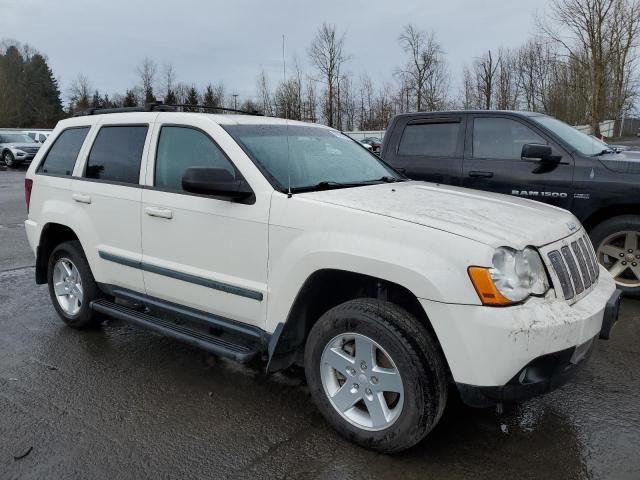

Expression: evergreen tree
xmin=164 ymin=89 xmax=177 ymax=105
xmin=91 ymin=90 xmax=102 ymax=108
xmin=203 ymin=85 xmax=215 ymax=108
xmin=123 ymin=89 xmax=137 ymax=107
xmin=185 ymin=86 xmax=199 ymax=111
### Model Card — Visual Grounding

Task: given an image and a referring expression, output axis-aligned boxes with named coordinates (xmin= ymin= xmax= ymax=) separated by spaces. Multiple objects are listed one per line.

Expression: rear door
xmin=71 ymin=115 xmax=153 ymax=293
xmin=385 ymin=115 xmax=465 ymax=185
xmin=462 ymin=115 xmax=574 ymax=209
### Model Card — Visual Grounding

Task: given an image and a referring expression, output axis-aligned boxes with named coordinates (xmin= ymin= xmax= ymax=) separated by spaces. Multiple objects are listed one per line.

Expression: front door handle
xmin=468 ymin=171 xmax=494 ymax=178
xmin=72 ymin=193 xmax=92 ymax=204
xmin=145 ymin=206 xmax=173 ymax=219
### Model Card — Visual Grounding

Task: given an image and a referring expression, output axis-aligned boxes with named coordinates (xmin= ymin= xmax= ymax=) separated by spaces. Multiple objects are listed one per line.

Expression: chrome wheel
xmin=320 ymin=332 xmax=404 ymax=431
xmin=52 ymin=257 xmax=84 ymax=315
xmin=597 ymin=230 xmax=640 ymax=287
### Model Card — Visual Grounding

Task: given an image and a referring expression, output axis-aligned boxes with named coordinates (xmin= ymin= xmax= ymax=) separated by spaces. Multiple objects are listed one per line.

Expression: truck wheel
xmin=304 ymin=298 xmax=447 ymax=453
xmin=3 ymin=151 xmax=16 ymax=168
xmin=590 ymin=215 xmax=640 ymax=298
xmin=47 ymin=240 xmax=105 ymax=328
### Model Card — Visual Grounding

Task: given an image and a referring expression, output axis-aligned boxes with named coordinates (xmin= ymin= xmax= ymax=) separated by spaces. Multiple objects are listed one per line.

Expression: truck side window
xmin=85 ymin=125 xmax=148 ymax=184
xmin=398 ymin=122 xmax=460 ymax=157
xmin=154 ymin=126 xmax=236 ymax=192
xmin=37 ymin=127 xmax=90 ymax=176
xmin=473 ymin=118 xmax=546 ymax=160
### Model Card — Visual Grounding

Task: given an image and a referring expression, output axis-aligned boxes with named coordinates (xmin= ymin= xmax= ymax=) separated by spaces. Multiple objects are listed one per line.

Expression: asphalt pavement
xmin=1 ymin=167 xmax=639 ymax=480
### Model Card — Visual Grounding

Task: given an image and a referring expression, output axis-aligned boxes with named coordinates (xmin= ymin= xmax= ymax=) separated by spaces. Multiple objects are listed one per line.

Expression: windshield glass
xmin=224 ymin=125 xmax=401 ymax=191
xmin=531 ymin=115 xmax=608 ymax=156
xmin=0 ymin=133 xmax=35 ymax=143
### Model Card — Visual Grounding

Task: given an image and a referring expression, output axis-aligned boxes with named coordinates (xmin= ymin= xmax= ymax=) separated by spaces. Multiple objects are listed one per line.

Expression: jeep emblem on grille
xmin=567 ymin=221 xmax=577 ymax=232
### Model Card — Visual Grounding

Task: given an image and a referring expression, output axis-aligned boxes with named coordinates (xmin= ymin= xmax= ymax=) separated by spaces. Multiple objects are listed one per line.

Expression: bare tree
xmin=136 ymin=57 xmax=157 ymax=104
xmin=161 ymin=63 xmax=177 ymax=103
xmin=257 ymin=70 xmax=274 ymax=116
xmin=69 ymin=74 xmax=92 ymax=112
xmin=540 ymin=0 xmax=617 ymax=135
xmin=474 ymin=50 xmax=500 ymax=109
xmin=308 ymin=23 xmax=348 ymax=127
xmin=398 ymin=25 xmax=449 ymax=111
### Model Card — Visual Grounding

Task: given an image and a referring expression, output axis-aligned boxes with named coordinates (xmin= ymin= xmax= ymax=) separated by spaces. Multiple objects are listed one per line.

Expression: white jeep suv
xmin=24 ymin=106 xmax=620 ymax=453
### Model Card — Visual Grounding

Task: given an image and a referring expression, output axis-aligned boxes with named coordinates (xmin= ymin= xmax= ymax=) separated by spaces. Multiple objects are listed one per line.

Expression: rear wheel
xmin=591 ymin=215 xmax=640 ymax=298
xmin=304 ymin=299 xmax=447 ymax=453
xmin=47 ymin=240 xmax=105 ymax=328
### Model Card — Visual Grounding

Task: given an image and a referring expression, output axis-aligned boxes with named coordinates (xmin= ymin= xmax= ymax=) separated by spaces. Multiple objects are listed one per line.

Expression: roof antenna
xmin=283 ymin=34 xmax=292 ymax=198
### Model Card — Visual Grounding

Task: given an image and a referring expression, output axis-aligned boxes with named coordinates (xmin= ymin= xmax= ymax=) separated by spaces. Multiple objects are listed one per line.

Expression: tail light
xmin=25 ymin=178 xmax=33 ymax=212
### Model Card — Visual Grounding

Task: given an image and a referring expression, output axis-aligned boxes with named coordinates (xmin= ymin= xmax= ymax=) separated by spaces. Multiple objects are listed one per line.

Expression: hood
xmin=3 ymin=142 xmax=40 ymax=150
xmin=598 ymin=150 xmax=640 ymax=174
xmin=300 ymin=181 xmax=579 ymax=249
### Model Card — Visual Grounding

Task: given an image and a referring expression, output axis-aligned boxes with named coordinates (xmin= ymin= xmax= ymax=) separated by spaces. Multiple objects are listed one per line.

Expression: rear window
xmin=398 ymin=122 xmax=460 ymax=157
xmin=37 ymin=127 xmax=90 ymax=175
xmin=85 ymin=126 xmax=148 ymax=184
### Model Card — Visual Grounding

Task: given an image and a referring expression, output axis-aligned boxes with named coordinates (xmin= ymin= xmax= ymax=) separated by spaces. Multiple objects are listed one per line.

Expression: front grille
xmin=547 ymin=234 xmax=599 ymax=301
xmin=22 ymin=146 xmax=39 ymax=154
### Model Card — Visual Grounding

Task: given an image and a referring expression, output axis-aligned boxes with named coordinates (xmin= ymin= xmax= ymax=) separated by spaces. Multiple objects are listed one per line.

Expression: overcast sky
xmin=2 ymin=0 xmax=551 ymax=103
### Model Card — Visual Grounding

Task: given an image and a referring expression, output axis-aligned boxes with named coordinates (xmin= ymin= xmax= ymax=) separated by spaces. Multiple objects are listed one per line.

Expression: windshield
xmin=224 ymin=125 xmax=401 ymax=191
xmin=531 ymin=115 xmax=608 ymax=156
xmin=0 ymin=133 xmax=35 ymax=144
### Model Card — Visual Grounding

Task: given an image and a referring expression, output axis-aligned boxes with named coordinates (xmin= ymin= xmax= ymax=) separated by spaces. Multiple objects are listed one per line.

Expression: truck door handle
xmin=145 ymin=206 xmax=173 ymax=219
xmin=71 ymin=193 xmax=92 ymax=204
xmin=468 ymin=171 xmax=494 ymax=178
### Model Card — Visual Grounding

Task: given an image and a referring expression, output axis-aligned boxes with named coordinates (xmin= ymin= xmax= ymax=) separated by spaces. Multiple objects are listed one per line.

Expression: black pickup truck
xmin=381 ymin=110 xmax=640 ymax=296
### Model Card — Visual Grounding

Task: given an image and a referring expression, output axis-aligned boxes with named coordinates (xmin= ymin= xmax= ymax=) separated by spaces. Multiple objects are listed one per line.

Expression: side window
xmin=473 ymin=118 xmax=546 ymax=160
xmin=154 ymin=126 xmax=236 ymax=192
xmin=85 ymin=125 xmax=148 ymax=184
xmin=27 ymin=132 xmax=36 ymax=140
xmin=37 ymin=127 xmax=90 ymax=175
xmin=397 ymin=122 xmax=461 ymax=157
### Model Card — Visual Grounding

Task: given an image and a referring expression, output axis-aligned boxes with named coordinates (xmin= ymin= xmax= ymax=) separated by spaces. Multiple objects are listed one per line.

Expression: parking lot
xmin=0 ymin=167 xmax=639 ymax=480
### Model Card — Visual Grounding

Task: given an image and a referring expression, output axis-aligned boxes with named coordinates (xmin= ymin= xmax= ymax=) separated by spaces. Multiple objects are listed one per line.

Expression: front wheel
xmin=591 ymin=215 xmax=640 ymax=298
xmin=304 ymin=299 xmax=447 ymax=453
xmin=3 ymin=151 xmax=17 ymax=168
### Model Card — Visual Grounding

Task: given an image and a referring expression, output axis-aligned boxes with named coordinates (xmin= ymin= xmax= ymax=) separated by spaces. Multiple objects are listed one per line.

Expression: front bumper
xmin=419 ymin=266 xmax=617 ymax=406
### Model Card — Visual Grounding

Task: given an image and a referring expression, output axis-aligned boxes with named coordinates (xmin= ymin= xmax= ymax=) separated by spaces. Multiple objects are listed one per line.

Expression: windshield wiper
xmin=289 ymin=176 xmax=404 ymax=193
xmin=593 ymin=148 xmax=615 ymax=156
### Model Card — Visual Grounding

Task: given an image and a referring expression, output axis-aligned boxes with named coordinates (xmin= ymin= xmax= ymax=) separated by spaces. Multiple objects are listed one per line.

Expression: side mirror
xmin=521 ymin=143 xmax=555 ymax=162
xmin=182 ymin=167 xmax=253 ymax=201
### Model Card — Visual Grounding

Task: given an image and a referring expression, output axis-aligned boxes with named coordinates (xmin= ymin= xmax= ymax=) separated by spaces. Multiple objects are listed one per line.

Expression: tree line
xmin=1 ymin=0 xmax=639 ymax=136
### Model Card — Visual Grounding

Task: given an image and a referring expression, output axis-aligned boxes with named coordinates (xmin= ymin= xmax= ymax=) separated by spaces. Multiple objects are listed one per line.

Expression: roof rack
xmin=73 ymin=101 xmax=263 ymax=117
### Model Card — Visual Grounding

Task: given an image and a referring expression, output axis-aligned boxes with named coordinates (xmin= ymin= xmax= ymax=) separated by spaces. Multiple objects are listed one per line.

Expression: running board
xmin=91 ymin=299 xmax=259 ymax=363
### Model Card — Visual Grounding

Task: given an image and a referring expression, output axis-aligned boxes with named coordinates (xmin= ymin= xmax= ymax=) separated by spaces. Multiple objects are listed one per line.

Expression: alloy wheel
xmin=320 ymin=332 xmax=404 ymax=431
xmin=597 ymin=230 xmax=640 ymax=287
xmin=52 ymin=257 xmax=84 ymax=315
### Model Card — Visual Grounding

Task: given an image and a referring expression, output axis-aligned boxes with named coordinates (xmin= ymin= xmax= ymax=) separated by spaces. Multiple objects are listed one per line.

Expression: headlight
xmin=468 ymin=247 xmax=549 ymax=305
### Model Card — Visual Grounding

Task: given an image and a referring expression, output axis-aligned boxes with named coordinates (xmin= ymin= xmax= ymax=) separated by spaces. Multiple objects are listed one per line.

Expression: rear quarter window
xmin=85 ymin=125 xmax=148 ymax=184
xmin=37 ymin=127 xmax=90 ymax=176
xmin=398 ymin=122 xmax=460 ymax=157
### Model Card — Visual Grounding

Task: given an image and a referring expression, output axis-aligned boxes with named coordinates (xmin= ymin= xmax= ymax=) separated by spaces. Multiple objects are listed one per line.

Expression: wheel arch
xmin=35 ymin=223 xmax=81 ymax=284
xmin=582 ymin=204 xmax=640 ymax=232
xmin=266 ymin=268 xmax=449 ymax=375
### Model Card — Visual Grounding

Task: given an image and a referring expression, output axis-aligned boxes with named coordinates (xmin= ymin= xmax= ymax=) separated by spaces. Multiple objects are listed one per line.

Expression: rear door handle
xmin=145 ymin=206 xmax=173 ymax=219
xmin=72 ymin=193 xmax=92 ymax=204
xmin=468 ymin=171 xmax=494 ymax=178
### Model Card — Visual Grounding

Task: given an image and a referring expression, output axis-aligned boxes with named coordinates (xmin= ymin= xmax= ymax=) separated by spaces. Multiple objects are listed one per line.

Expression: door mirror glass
xmin=521 ymin=143 xmax=554 ymax=161
xmin=182 ymin=166 xmax=253 ymax=200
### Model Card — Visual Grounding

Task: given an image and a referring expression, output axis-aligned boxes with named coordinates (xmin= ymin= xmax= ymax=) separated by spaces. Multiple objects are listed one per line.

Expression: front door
xmin=462 ymin=115 xmax=574 ymax=209
xmin=140 ymin=117 xmax=269 ymax=328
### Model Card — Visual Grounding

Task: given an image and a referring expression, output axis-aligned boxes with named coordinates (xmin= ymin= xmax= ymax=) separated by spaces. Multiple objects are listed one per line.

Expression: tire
xmin=3 ymin=151 xmax=17 ymax=168
xmin=304 ymin=298 xmax=447 ymax=453
xmin=590 ymin=215 xmax=640 ymax=298
xmin=47 ymin=240 xmax=105 ymax=328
